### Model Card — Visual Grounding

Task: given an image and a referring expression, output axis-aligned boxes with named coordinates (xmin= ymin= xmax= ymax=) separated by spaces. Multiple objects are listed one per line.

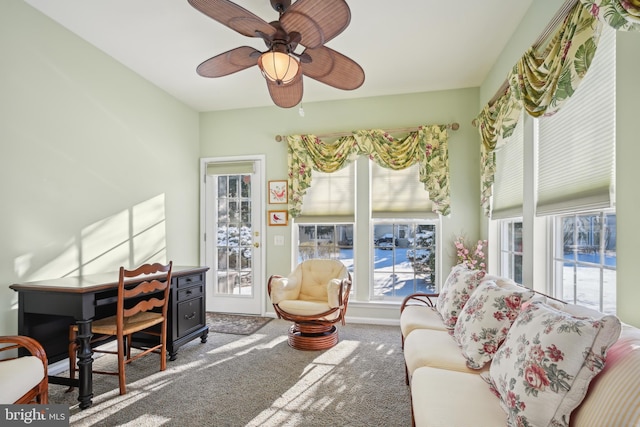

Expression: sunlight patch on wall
xmin=81 ymin=209 xmax=130 ymax=275
xmin=16 ymin=236 xmax=79 ymax=281
xmin=14 ymin=194 xmax=167 ymax=281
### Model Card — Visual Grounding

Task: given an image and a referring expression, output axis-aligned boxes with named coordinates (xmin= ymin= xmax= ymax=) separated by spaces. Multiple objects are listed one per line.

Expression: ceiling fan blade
xmin=188 ymin=0 xmax=276 ymax=38
xmin=280 ymin=0 xmax=350 ymax=48
xmin=197 ymin=46 xmax=261 ymax=77
xmin=301 ymin=46 xmax=364 ymax=90
xmin=266 ymin=76 xmax=303 ymax=108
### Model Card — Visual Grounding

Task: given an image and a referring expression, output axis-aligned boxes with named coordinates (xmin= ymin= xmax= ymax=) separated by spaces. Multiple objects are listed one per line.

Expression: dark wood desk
xmin=10 ymin=265 xmax=210 ymax=409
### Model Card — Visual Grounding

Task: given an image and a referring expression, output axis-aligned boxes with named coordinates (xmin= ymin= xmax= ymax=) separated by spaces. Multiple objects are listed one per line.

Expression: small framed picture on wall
xmin=268 ymin=180 xmax=287 ymax=204
xmin=268 ymin=210 xmax=288 ymax=226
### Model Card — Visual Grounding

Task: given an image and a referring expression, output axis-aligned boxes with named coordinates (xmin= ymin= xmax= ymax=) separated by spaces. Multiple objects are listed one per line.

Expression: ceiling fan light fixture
xmin=258 ymin=50 xmax=300 ymax=86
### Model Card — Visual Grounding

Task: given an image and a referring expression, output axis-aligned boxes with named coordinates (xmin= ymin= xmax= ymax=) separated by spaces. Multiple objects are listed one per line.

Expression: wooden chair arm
xmin=267 ymin=274 xmax=283 ymax=297
xmin=400 ymin=293 xmax=439 ymax=313
xmin=338 ymin=275 xmax=353 ymax=325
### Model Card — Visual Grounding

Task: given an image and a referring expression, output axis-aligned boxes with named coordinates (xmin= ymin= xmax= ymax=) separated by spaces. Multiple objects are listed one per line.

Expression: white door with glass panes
xmin=201 ymin=156 xmax=265 ymax=315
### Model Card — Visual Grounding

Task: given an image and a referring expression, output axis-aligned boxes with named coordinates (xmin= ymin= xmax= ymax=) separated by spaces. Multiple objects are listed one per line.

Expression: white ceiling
xmin=23 ymin=0 xmax=534 ymax=112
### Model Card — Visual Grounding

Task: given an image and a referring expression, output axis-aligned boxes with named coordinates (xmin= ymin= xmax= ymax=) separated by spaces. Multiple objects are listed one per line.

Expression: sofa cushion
xmin=412 ymin=367 xmax=506 ymax=427
xmin=400 ymin=305 xmax=447 ymax=340
xmin=571 ymin=324 xmax=640 ymax=427
xmin=453 ymin=280 xmax=534 ymax=369
xmin=0 ymin=356 xmax=45 ymax=404
xmin=484 ymin=301 xmax=621 ymax=427
xmin=404 ymin=328 xmax=487 ymax=379
xmin=435 ymin=265 xmax=485 ymax=329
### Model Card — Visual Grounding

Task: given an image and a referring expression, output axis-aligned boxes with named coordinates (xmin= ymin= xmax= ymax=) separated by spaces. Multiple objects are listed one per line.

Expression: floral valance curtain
xmin=474 ymin=0 xmax=640 ymax=216
xmin=286 ymin=125 xmax=450 ymax=217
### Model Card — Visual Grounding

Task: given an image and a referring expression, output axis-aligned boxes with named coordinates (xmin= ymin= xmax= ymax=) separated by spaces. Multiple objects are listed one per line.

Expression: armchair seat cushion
xmin=278 ymin=299 xmax=340 ymax=320
xmin=0 ymin=356 xmax=45 ymax=404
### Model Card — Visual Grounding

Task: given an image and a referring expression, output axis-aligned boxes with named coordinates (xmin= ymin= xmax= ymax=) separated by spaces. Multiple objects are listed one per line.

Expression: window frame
xmin=499 ymin=218 xmax=523 ymax=283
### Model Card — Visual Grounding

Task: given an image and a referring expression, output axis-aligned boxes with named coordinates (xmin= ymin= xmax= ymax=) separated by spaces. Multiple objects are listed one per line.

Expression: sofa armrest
xmin=400 ymin=293 xmax=439 ymax=313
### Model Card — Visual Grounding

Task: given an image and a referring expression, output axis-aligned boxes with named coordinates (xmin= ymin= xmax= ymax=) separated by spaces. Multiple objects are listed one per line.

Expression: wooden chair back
xmin=116 ymin=262 xmax=173 ymax=333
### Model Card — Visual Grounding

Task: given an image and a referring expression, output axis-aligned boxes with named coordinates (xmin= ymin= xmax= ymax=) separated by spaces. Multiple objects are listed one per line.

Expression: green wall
xmin=0 ymin=1 xmax=201 ymax=334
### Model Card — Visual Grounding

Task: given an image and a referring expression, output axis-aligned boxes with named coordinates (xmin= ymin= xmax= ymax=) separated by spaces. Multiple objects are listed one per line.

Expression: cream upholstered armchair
xmin=0 ymin=336 xmax=48 ymax=404
xmin=268 ymin=259 xmax=352 ymax=350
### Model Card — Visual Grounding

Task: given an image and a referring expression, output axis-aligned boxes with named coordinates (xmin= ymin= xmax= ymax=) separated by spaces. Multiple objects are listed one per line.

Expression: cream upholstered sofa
xmin=0 ymin=335 xmax=49 ymax=404
xmin=400 ymin=265 xmax=640 ymax=427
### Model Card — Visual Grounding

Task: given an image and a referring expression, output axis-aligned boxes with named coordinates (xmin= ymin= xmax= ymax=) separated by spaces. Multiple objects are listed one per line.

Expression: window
xmin=297 ymin=224 xmax=353 ymax=263
xmin=488 ymin=26 xmax=616 ymax=313
xmin=373 ymin=222 xmax=436 ymax=299
xmin=294 ymin=157 xmax=439 ymax=302
xmin=500 ymin=219 xmax=523 ymax=284
xmin=552 ymin=211 xmax=616 ymax=313
xmin=538 ymin=25 xmax=616 ymax=312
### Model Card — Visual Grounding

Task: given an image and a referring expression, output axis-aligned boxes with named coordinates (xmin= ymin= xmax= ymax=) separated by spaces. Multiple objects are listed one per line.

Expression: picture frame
xmin=268 ymin=180 xmax=288 ymax=204
xmin=268 ymin=210 xmax=288 ymax=226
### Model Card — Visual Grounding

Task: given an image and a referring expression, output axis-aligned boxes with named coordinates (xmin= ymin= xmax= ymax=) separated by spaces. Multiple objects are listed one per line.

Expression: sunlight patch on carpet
xmin=245 ymin=339 xmax=359 ymax=427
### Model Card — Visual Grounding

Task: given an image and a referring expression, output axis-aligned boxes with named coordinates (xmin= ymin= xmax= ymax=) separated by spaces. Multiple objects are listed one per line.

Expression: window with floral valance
xmin=286 ymin=125 xmax=450 ymax=218
xmin=474 ymin=0 xmax=640 ymax=215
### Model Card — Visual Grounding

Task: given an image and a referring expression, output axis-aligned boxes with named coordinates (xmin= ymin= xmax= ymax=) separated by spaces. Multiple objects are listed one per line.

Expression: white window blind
xmin=536 ymin=25 xmax=615 ymax=216
xmin=298 ymin=162 xmax=355 ymax=222
xmin=492 ymin=111 xmax=525 ymax=219
xmin=206 ymin=161 xmax=254 ymax=175
xmin=371 ymin=162 xmax=435 ymax=219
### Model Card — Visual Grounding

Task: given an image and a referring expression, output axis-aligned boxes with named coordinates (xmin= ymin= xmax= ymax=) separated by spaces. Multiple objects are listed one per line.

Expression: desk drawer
xmin=177 ymin=297 xmax=204 ymax=337
xmin=177 ymin=284 xmax=203 ymax=302
xmin=177 ymin=273 xmax=204 ymax=289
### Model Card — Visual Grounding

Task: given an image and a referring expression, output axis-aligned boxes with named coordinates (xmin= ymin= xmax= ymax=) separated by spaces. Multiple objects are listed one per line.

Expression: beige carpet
xmin=48 ymin=319 xmax=412 ymax=426
xmin=206 ymin=312 xmax=272 ymax=335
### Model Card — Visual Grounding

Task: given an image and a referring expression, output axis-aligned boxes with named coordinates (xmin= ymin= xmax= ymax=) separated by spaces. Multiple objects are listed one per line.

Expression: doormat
xmin=206 ymin=312 xmax=272 ymax=335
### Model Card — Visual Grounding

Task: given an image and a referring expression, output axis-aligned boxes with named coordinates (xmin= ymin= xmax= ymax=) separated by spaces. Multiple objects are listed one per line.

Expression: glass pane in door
xmin=216 ymin=174 xmax=253 ymax=296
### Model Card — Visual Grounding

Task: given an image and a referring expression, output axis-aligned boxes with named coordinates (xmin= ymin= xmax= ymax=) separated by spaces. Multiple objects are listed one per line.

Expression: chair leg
xmin=117 ymin=335 xmax=127 ymax=395
xmin=160 ymin=324 xmax=167 ymax=371
xmin=126 ymin=334 xmax=132 ymax=360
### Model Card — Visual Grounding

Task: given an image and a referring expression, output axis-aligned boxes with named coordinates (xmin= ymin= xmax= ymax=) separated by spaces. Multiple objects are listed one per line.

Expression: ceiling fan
xmin=188 ymin=0 xmax=365 ymax=108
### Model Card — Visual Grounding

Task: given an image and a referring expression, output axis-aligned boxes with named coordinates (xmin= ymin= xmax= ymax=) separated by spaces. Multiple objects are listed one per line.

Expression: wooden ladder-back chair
xmin=69 ymin=262 xmax=173 ymax=395
xmin=0 ymin=335 xmax=48 ymax=404
xmin=268 ymin=259 xmax=352 ymax=350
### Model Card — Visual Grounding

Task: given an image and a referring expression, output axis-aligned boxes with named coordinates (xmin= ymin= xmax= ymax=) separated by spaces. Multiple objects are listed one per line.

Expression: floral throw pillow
xmin=482 ymin=301 xmax=622 ymax=427
xmin=453 ymin=281 xmax=534 ymax=369
xmin=435 ymin=264 xmax=485 ymax=329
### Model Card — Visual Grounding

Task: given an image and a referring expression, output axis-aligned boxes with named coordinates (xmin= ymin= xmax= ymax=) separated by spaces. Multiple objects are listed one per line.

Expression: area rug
xmin=206 ymin=312 xmax=272 ymax=335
